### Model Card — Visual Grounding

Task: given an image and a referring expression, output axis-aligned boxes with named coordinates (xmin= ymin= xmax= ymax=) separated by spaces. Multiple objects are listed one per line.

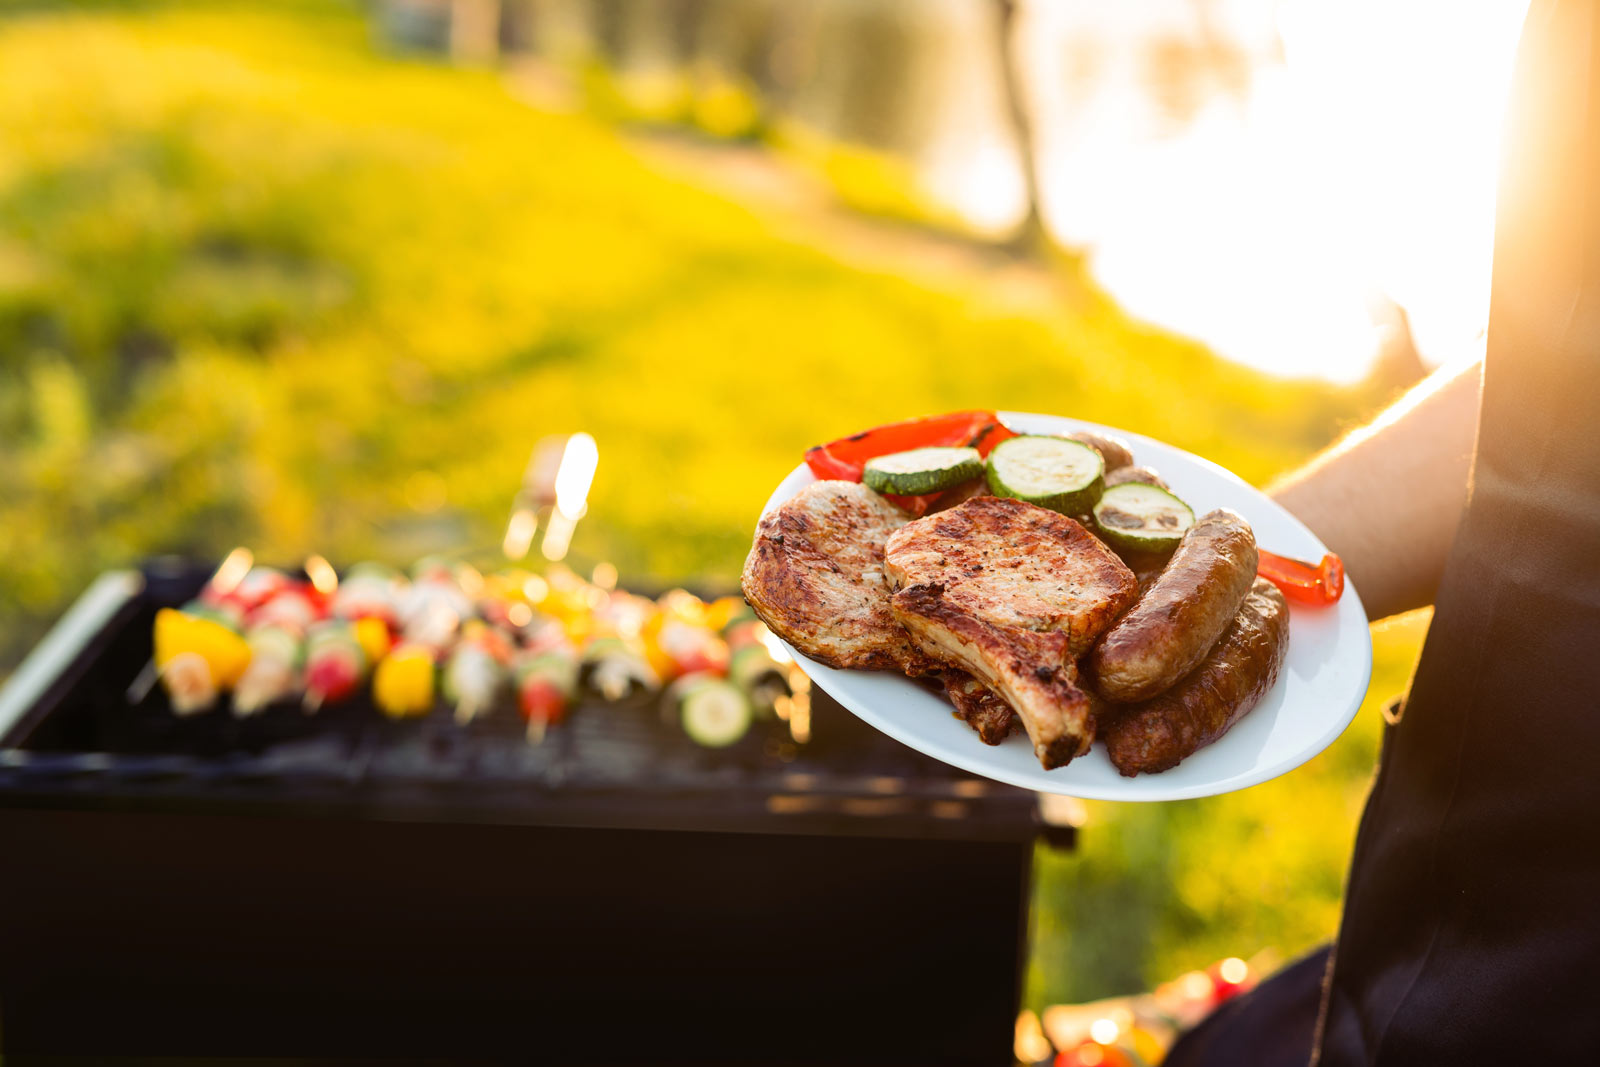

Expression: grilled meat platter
xmin=742 ymin=411 xmax=1329 ymax=775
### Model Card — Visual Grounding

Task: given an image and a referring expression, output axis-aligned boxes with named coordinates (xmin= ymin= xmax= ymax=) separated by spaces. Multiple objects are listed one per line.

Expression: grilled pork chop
xmin=742 ymin=480 xmax=934 ymax=674
xmin=942 ymin=673 xmax=1018 ymax=745
xmin=885 ymin=496 xmax=1138 ymax=768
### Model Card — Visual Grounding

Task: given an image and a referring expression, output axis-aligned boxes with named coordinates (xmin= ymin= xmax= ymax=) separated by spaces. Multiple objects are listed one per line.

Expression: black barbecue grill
xmin=0 ymin=560 xmax=1066 ymax=1062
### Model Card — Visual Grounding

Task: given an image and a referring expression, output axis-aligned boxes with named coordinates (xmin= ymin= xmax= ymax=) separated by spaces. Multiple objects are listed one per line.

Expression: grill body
xmin=0 ymin=564 xmax=1052 ymax=1062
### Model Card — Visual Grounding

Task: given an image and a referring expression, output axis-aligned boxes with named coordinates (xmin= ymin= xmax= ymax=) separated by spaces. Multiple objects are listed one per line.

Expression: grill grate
xmin=0 ymin=562 xmax=1044 ymax=842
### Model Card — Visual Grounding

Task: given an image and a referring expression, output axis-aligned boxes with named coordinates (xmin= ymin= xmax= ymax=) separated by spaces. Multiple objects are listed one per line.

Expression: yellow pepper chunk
xmin=352 ymin=615 xmax=393 ymax=666
xmin=152 ymin=608 xmax=252 ymax=688
xmin=373 ymin=643 xmax=436 ymax=719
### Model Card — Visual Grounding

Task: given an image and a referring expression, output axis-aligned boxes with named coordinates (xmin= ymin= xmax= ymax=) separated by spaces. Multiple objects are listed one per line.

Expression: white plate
xmin=759 ymin=412 xmax=1372 ymax=800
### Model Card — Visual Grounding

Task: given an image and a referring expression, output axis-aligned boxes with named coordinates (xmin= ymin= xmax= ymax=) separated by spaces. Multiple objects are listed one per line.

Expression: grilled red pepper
xmin=804 ymin=411 xmax=1016 ymax=516
xmin=1258 ymin=549 xmax=1345 ymax=606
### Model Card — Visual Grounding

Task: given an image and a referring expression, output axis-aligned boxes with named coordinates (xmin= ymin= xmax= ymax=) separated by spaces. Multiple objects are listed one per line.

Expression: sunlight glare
xmin=503 ymin=507 xmax=537 ymax=559
xmin=926 ymin=135 xmax=1027 ymax=237
xmin=758 ymin=628 xmax=793 ymax=665
xmin=304 ymin=554 xmax=338 ymax=595
xmin=1019 ymin=0 xmax=1530 ymax=381
xmin=210 ymin=547 xmax=254 ymax=596
xmin=554 ymin=432 xmax=599 ymax=520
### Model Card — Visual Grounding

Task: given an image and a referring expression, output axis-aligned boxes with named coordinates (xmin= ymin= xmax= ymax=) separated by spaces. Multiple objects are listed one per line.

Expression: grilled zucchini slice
xmin=985 ymin=436 xmax=1104 ymax=516
xmin=1092 ymin=483 xmax=1195 ymax=553
xmin=862 ymin=446 xmax=984 ymax=495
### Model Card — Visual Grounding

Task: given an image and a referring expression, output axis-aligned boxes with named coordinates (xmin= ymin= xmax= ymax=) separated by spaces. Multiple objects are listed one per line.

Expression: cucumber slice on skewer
xmin=681 ymin=680 xmax=753 ymax=748
xmin=862 ymin=447 xmax=984 ymax=495
xmin=1092 ymin=483 xmax=1195 ymax=554
xmin=985 ymin=436 xmax=1104 ymax=516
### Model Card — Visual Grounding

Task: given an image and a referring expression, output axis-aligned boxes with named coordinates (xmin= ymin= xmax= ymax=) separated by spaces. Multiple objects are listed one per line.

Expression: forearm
xmin=1269 ymin=360 xmax=1482 ymax=621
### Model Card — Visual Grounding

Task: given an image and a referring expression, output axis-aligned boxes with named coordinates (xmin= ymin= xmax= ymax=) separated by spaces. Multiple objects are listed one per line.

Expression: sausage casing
xmin=1102 ymin=578 xmax=1289 ymax=775
xmin=1103 ymin=465 xmax=1170 ymax=492
xmin=1065 ymin=431 xmax=1135 ymax=473
xmin=1088 ymin=508 xmax=1258 ymax=703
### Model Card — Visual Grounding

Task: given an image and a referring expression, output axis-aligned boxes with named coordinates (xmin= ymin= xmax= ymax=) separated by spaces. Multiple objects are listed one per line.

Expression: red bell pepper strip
xmin=803 ymin=411 xmax=1016 ymax=516
xmin=804 ymin=410 xmax=1013 ymax=481
xmin=1258 ymin=549 xmax=1345 ymax=606
xmin=802 ymin=447 xmax=861 ymax=482
xmin=882 ymin=492 xmax=938 ymax=516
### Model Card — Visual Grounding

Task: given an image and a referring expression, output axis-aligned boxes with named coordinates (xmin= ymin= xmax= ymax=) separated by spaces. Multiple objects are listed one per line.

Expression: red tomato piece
xmin=519 ymin=676 xmax=569 ymax=726
xmin=306 ymin=657 xmax=360 ymax=705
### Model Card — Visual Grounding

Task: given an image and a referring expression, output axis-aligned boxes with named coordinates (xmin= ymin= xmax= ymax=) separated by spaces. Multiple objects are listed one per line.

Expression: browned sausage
xmin=1132 ymin=561 xmax=1167 ymax=598
xmin=1087 ymin=509 xmax=1258 ymax=703
xmin=1065 ymin=431 xmax=1135 ymax=473
xmin=1101 ymin=579 xmax=1289 ymax=775
xmin=1103 ymin=465 xmax=1170 ymax=491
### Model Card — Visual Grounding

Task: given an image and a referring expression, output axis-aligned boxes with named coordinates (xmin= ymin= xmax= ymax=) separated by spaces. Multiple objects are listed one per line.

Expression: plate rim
xmin=759 ymin=411 xmax=1374 ymax=800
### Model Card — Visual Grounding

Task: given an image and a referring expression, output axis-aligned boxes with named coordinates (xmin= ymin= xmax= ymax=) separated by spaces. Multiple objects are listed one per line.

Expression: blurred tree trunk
xmin=449 ymin=0 xmax=502 ymax=63
xmin=993 ymin=0 xmax=1046 ymax=256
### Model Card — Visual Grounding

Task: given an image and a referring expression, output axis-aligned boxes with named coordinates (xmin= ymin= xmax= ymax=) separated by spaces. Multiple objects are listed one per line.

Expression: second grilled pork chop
xmin=942 ymin=673 xmax=1018 ymax=745
xmin=885 ymin=496 xmax=1138 ymax=768
xmin=742 ymin=480 xmax=934 ymax=674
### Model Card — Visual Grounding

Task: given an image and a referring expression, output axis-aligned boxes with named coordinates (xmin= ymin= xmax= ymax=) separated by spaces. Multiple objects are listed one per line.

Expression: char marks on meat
xmin=741 ymin=480 xmax=935 ymax=674
xmin=885 ymin=496 xmax=1138 ymax=768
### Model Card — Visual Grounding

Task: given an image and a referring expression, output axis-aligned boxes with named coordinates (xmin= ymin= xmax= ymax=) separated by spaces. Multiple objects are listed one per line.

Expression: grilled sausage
xmin=1087 ymin=508 xmax=1258 ymax=703
xmin=1132 ymin=561 xmax=1167 ymax=598
xmin=1102 ymin=579 xmax=1289 ymax=775
xmin=1104 ymin=465 xmax=1170 ymax=491
xmin=1065 ymin=431 xmax=1135 ymax=473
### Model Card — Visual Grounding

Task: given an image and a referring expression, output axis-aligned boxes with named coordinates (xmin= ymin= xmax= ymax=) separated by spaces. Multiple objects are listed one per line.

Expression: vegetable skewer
xmin=152 ymin=604 xmax=252 ymax=716
xmin=302 ymin=621 xmax=369 ymax=713
xmin=443 ymin=623 xmax=512 ymax=724
xmin=724 ymin=618 xmax=789 ymax=717
xmin=232 ymin=623 xmax=303 ymax=717
xmin=331 ymin=562 xmax=406 ymax=628
xmin=514 ymin=648 xmax=579 ymax=743
xmin=373 ymin=642 xmax=437 ymax=719
xmin=140 ymin=552 xmax=794 ymax=753
xmin=675 ymin=675 xmax=752 ymax=748
xmin=579 ymin=637 xmax=659 ymax=702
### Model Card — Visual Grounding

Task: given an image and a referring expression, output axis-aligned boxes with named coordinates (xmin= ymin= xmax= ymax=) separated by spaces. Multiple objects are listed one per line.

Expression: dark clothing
xmin=1317 ymin=1 xmax=1600 ymax=1061
xmin=1163 ymin=947 xmax=1330 ymax=1067
xmin=1172 ymin=1 xmax=1600 ymax=1062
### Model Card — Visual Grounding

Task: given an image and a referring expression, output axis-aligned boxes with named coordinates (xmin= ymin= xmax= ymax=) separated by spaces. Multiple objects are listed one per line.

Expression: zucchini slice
xmin=1092 ymin=483 xmax=1195 ymax=554
xmin=985 ymin=436 xmax=1104 ymax=515
xmin=862 ymin=446 xmax=984 ymax=495
xmin=681 ymin=679 xmax=753 ymax=747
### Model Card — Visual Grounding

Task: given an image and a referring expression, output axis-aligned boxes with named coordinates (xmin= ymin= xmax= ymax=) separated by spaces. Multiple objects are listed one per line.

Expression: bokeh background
xmin=0 ymin=0 xmax=1526 ymax=1012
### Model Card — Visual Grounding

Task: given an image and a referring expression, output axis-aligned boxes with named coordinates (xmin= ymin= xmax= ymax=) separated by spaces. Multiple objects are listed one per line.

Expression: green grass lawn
xmin=0 ymin=0 xmax=1424 ymax=1009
